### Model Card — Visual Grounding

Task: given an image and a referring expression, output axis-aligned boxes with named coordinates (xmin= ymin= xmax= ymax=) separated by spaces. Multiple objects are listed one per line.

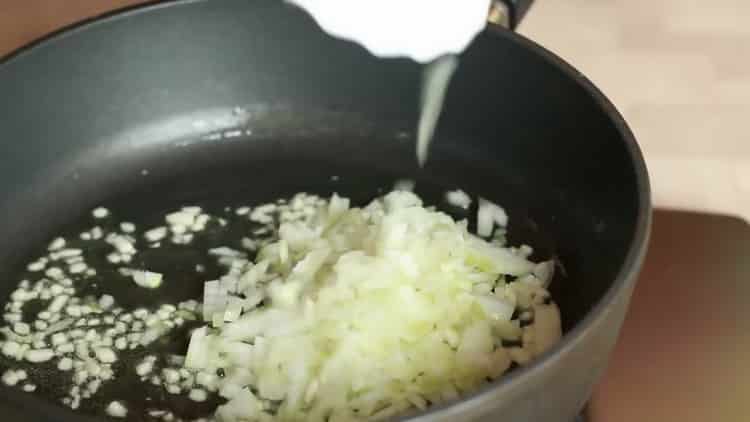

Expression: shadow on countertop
xmin=589 ymin=210 xmax=750 ymax=422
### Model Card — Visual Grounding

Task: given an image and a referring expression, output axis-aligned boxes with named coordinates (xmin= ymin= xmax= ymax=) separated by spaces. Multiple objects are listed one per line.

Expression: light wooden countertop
xmin=2 ymin=0 xmax=748 ymax=221
xmin=520 ymin=0 xmax=750 ymax=222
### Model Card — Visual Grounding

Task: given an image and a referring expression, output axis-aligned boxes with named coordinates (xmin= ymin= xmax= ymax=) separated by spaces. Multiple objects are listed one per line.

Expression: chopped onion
xmin=131 ymin=271 xmax=163 ymax=289
xmin=530 ymin=303 xmax=562 ymax=356
xmin=185 ymin=327 xmax=209 ymax=369
xmin=223 ymin=297 xmax=244 ymax=323
xmin=165 ymin=210 xmax=195 ymax=227
xmin=184 ymin=190 xmax=560 ymax=422
xmin=328 ymin=193 xmax=350 ymax=219
xmin=477 ymin=197 xmax=508 ymax=237
xmin=202 ymin=280 xmax=228 ymax=322
xmin=473 ymin=294 xmax=515 ymax=321
xmin=393 ymin=179 xmax=416 ymax=192
xmin=208 ymin=247 xmax=245 ymax=258
xmin=237 ymin=260 xmax=270 ymax=293
xmin=445 ymin=189 xmax=471 ymax=209
xmin=383 ymin=190 xmax=422 ymax=212
xmin=533 ymin=260 xmax=555 ymax=287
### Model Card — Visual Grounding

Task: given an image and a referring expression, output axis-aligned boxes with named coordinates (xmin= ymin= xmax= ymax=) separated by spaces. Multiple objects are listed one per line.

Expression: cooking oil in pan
xmin=286 ymin=0 xmax=486 ymax=166
xmin=416 ymin=54 xmax=459 ymax=166
xmin=0 ymin=165 xmax=560 ymax=421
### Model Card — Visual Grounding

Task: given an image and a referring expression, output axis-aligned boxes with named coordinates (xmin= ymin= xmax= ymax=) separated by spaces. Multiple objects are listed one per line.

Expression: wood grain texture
xmin=520 ymin=0 xmax=750 ymax=221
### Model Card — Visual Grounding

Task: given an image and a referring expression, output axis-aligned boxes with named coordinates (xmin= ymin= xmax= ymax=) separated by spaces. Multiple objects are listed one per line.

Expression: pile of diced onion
xmin=185 ymin=190 xmax=562 ymax=422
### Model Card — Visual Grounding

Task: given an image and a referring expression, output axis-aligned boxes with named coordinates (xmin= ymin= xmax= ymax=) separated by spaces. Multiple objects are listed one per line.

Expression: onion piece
xmin=473 ymin=294 xmax=515 ymax=321
xmin=445 ymin=189 xmax=471 ymax=209
xmin=208 ymin=247 xmax=245 ymax=258
xmin=393 ymin=179 xmax=416 ymax=192
xmin=533 ymin=260 xmax=555 ymax=287
xmin=328 ymin=193 xmax=350 ymax=219
xmin=202 ymin=280 xmax=228 ymax=322
xmin=476 ymin=197 xmax=508 ymax=237
xmin=131 ymin=271 xmax=163 ymax=289
xmin=237 ymin=260 xmax=270 ymax=293
xmin=223 ymin=297 xmax=244 ymax=323
xmin=530 ymin=303 xmax=562 ymax=357
xmin=185 ymin=327 xmax=209 ymax=369
xmin=185 ymin=190 xmax=561 ymax=421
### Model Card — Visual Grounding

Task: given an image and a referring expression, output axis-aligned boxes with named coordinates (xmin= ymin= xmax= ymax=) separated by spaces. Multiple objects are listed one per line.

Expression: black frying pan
xmin=0 ymin=1 xmax=650 ymax=421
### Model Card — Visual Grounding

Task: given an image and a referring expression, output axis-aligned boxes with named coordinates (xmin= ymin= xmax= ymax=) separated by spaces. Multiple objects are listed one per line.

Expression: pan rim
xmin=0 ymin=1 xmax=652 ymax=420
xmin=399 ymin=23 xmax=652 ymax=422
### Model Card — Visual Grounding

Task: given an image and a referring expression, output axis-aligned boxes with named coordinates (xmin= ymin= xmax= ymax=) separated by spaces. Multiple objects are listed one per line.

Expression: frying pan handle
xmin=488 ymin=0 xmax=535 ymax=29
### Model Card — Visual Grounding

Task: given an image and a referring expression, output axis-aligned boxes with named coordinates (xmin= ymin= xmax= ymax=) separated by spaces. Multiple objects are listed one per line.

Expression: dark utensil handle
xmin=490 ymin=0 xmax=534 ymax=29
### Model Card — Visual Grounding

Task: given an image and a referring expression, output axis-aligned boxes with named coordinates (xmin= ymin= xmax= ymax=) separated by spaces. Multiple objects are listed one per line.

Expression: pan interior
xmin=0 ymin=123 xmax=578 ymax=419
xmin=0 ymin=1 xmax=643 ymax=419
